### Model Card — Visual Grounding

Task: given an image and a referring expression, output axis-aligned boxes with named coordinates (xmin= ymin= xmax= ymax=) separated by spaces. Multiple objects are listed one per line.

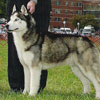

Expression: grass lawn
xmin=0 ymin=40 xmax=97 ymax=100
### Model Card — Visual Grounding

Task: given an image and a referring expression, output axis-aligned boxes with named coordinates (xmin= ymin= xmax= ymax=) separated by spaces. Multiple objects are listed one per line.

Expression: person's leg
xmin=7 ymin=0 xmax=24 ymax=92
xmin=8 ymin=33 xmax=24 ymax=91
xmin=38 ymin=70 xmax=48 ymax=93
xmin=33 ymin=13 xmax=50 ymax=93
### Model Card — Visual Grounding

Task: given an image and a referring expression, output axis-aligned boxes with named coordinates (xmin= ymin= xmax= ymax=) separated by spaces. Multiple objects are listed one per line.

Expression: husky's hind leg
xmin=23 ymin=66 xmax=30 ymax=94
xmin=71 ymin=65 xmax=90 ymax=94
xmin=85 ymin=71 xmax=100 ymax=99
xmin=29 ymin=67 xmax=41 ymax=96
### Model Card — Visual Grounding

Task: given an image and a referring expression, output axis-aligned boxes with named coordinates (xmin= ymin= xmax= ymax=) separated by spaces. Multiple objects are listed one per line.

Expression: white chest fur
xmin=13 ymin=32 xmax=34 ymax=67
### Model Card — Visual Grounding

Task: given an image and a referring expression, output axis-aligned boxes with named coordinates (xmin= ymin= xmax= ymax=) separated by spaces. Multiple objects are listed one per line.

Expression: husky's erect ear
xmin=21 ymin=5 xmax=28 ymax=15
xmin=12 ymin=5 xmax=16 ymax=14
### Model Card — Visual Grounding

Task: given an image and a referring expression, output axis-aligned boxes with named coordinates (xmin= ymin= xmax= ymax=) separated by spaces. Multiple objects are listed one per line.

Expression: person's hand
xmin=27 ymin=0 xmax=36 ymax=14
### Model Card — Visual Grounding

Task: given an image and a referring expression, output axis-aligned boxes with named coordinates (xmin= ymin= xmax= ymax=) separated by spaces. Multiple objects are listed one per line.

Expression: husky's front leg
xmin=29 ymin=67 xmax=41 ymax=96
xmin=23 ymin=66 xmax=30 ymax=94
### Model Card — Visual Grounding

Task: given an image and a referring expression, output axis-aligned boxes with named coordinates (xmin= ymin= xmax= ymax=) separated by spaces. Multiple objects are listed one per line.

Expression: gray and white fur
xmin=6 ymin=5 xmax=100 ymax=99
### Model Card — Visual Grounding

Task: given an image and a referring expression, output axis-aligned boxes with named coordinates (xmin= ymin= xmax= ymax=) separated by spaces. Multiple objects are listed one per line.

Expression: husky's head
xmin=6 ymin=5 xmax=36 ymax=33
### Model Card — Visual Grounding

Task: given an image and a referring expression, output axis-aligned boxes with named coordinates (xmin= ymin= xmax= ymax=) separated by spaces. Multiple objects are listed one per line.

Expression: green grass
xmin=0 ymin=40 xmax=98 ymax=100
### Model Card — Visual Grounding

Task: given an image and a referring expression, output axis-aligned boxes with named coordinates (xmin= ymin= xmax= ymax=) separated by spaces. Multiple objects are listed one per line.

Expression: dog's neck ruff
xmin=13 ymin=26 xmax=43 ymax=52
xmin=13 ymin=28 xmax=27 ymax=37
xmin=12 ymin=28 xmax=28 ymax=47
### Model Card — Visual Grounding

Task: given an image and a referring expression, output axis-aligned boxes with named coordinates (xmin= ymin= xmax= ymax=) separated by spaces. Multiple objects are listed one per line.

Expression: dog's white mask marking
xmin=7 ymin=14 xmax=27 ymax=32
xmin=7 ymin=5 xmax=28 ymax=32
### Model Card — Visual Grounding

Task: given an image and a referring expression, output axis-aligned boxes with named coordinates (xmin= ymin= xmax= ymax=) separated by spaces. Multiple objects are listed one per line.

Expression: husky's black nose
xmin=5 ymin=24 xmax=9 ymax=29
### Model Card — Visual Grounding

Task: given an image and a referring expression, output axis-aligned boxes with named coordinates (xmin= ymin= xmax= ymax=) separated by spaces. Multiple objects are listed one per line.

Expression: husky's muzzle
xmin=5 ymin=24 xmax=18 ymax=32
xmin=5 ymin=24 xmax=9 ymax=30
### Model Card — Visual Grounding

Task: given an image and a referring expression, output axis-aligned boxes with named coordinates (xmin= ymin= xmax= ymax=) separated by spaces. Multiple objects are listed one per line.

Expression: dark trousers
xmin=7 ymin=0 xmax=51 ymax=92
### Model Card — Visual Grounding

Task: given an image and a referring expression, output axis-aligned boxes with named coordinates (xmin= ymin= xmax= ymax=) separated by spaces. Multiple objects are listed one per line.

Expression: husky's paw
xmin=96 ymin=90 xmax=100 ymax=99
xmin=83 ymin=86 xmax=90 ymax=94
xmin=83 ymin=89 xmax=90 ymax=94
xmin=96 ymin=96 xmax=100 ymax=99
xmin=96 ymin=94 xmax=100 ymax=99
xmin=23 ymin=90 xmax=28 ymax=95
xmin=29 ymin=92 xmax=37 ymax=96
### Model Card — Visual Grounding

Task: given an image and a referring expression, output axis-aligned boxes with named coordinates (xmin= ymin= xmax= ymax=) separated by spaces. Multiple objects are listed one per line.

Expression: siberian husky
xmin=6 ymin=5 xmax=100 ymax=99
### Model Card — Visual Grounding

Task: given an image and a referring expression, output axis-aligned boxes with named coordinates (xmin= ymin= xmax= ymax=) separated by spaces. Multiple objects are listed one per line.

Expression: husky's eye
xmin=15 ymin=19 xmax=19 ymax=21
